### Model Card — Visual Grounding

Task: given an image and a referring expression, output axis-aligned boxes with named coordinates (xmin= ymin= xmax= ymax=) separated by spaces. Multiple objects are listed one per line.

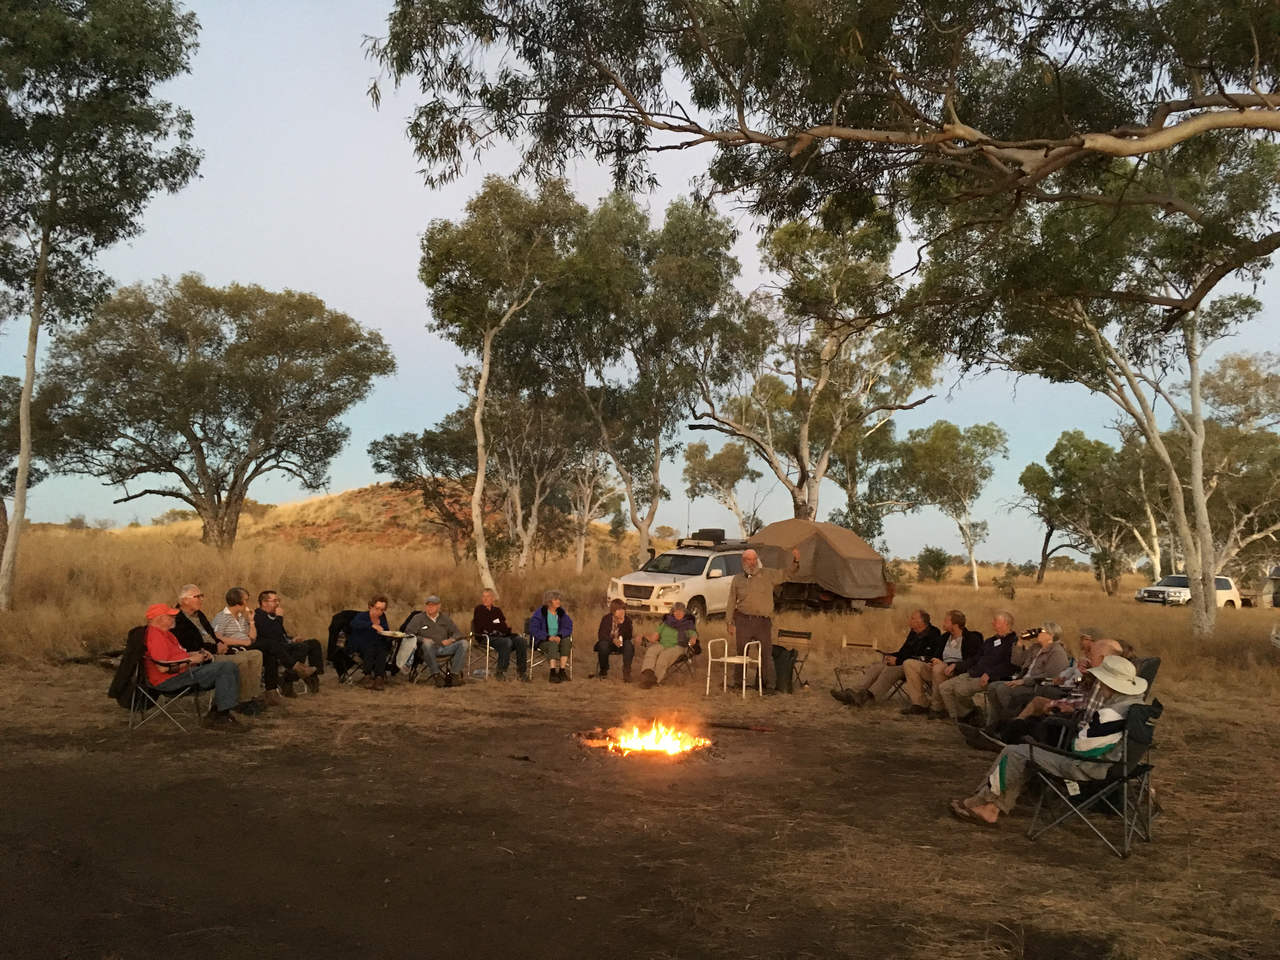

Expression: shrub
xmin=916 ymin=546 xmax=951 ymax=583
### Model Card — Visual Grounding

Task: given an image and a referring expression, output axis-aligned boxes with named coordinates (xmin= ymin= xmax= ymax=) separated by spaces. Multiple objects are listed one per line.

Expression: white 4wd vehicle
xmin=1135 ymin=574 xmax=1242 ymax=608
xmin=607 ymin=533 xmax=747 ymax=621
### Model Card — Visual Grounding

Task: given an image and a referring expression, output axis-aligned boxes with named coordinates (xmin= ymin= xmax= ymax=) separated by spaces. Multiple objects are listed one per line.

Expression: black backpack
xmin=772 ymin=645 xmax=798 ymax=694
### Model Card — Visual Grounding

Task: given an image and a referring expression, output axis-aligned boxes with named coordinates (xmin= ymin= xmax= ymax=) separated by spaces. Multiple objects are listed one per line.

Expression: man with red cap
xmin=143 ymin=602 xmax=242 ymax=729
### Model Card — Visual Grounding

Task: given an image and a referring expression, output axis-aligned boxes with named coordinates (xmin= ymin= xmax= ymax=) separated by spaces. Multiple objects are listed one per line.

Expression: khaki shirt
xmin=727 ymin=557 xmax=799 ymax=621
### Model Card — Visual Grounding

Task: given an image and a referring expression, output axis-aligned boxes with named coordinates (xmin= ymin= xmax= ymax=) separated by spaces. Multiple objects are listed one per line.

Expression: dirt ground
xmin=2 ymin=663 xmax=1277 ymax=960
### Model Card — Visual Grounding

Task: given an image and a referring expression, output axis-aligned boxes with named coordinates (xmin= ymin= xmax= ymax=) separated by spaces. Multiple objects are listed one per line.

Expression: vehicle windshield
xmin=641 ymin=553 xmax=708 ymax=576
xmin=1155 ymin=576 xmax=1189 ymax=588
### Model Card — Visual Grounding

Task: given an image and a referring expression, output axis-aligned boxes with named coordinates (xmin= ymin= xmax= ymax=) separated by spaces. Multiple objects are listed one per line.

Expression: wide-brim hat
xmin=1086 ymin=654 xmax=1147 ymax=695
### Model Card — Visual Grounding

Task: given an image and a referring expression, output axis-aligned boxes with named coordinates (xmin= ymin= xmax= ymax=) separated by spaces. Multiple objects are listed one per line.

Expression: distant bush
xmin=152 ymin=508 xmax=198 ymax=526
xmin=916 ymin=546 xmax=951 ymax=583
xmin=66 ymin=515 xmax=87 ymax=530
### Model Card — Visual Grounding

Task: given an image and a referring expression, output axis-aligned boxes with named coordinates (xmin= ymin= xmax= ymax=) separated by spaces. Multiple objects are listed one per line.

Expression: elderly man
xmin=949 ymin=655 xmax=1149 ymax=827
xmin=253 ymin=590 xmax=323 ymax=697
xmin=726 ymin=547 xmax=800 ymax=693
xmin=980 ymin=620 xmax=1072 ymax=730
xmin=529 ymin=590 xmax=573 ymax=683
xmin=833 ymin=609 xmax=942 ymax=710
xmin=937 ymin=610 xmax=1018 ymax=722
xmin=902 ymin=609 xmax=984 ymax=719
xmin=471 ymin=588 xmax=528 ymax=681
xmin=172 ymin=583 xmax=265 ymax=714
xmin=142 ymin=602 xmax=242 ymax=729
xmin=403 ymin=595 xmax=469 ymax=686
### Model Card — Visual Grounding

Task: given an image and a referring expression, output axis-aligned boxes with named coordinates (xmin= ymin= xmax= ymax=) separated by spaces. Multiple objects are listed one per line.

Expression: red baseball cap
xmin=145 ymin=603 xmax=180 ymax=620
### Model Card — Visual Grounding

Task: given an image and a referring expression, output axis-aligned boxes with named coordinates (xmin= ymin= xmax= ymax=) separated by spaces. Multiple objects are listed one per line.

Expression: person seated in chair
xmin=937 ymin=610 xmax=1018 ymax=723
xmin=593 ymin=599 xmax=635 ymax=681
xmin=637 ymin=601 xmax=698 ymax=688
xmin=833 ymin=609 xmax=942 ymax=708
xmin=948 ymin=655 xmax=1149 ymax=827
xmin=403 ymin=595 xmax=468 ymax=686
xmin=172 ymin=583 xmax=265 ymax=715
xmin=995 ymin=638 xmax=1125 ymax=746
xmin=902 ymin=609 xmax=983 ymax=719
xmin=212 ymin=586 xmax=287 ymax=707
xmin=348 ymin=595 xmax=392 ymax=691
xmin=979 ymin=620 xmax=1071 ymax=731
xmin=471 ymin=588 xmax=528 ymax=681
xmin=254 ymin=590 xmax=323 ymax=696
xmin=530 ymin=590 xmax=573 ymax=684
xmin=142 ymin=603 xmax=242 ymax=729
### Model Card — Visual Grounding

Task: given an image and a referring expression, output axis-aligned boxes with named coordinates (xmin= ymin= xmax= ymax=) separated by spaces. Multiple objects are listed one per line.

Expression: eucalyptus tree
xmin=689 ymin=209 xmax=935 ymax=520
xmin=892 ymin=421 xmax=1009 ymax=589
xmin=44 ymin=275 xmax=394 ymax=549
xmin=682 ymin=441 xmax=759 ymax=539
xmin=419 ymin=176 xmax=584 ymax=590
xmin=913 ymin=135 xmax=1280 ymax=635
xmin=369 ymin=0 xmax=1280 ymax=223
xmin=0 ymin=0 xmax=201 ymax=608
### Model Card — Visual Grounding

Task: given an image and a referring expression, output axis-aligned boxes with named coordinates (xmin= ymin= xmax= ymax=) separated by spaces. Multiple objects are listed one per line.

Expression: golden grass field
xmin=2 ymin=524 xmax=1279 ymax=958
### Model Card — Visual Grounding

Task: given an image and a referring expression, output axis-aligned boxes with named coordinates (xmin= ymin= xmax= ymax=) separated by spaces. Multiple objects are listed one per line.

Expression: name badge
xmin=993 ymin=638 xmax=1002 ymax=646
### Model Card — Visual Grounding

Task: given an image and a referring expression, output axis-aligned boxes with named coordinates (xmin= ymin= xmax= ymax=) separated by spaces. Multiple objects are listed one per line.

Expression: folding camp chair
xmin=1026 ymin=699 xmax=1163 ymax=858
xmin=776 ymin=629 xmax=813 ymax=689
xmin=832 ymin=663 xmax=911 ymax=703
xmin=114 ymin=627 xmax=205 ymax=733
xmin=526 ymin=618 xmax=573 ymax=679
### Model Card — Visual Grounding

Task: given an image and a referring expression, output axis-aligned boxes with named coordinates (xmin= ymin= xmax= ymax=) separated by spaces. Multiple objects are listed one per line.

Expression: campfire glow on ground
xmin=580 ymin=720 xmax=711 ymax=756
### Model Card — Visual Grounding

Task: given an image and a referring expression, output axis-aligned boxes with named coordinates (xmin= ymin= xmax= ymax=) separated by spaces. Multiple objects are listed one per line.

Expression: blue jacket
xmin=966 ymin=631 xmax=1017 ymax=681
xmin=347 ymin=610 xmax=388 ymax=657
xmin=529 ymin=605 xmax=573 ymax=642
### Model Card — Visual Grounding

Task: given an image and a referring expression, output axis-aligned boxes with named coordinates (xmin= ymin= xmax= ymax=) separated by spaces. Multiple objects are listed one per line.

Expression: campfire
xmin=578 ymin=719 xmax=711 ymax=756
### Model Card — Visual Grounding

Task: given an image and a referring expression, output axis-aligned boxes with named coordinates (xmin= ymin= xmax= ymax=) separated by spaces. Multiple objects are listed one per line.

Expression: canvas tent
xmin=748 ymin=519 xmax=889 ymax=601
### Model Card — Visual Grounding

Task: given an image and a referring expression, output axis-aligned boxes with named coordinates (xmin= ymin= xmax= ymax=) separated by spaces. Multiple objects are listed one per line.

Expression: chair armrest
xmin=1023 ymin=736 xmax=1120 ymax=769
xmin=706 ymin=637 xmax=728 ymax=658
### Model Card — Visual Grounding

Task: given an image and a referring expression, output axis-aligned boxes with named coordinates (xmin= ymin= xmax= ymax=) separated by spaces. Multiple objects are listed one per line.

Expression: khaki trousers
xmin=938 ymin=673 xmax=985 ymax=719
xmin=214 ymin=650 xmax=263 ymax=704
xmin=855 ymin=662 xmax=905 ymax=701
xmin=641 ymin=643 xmax=686 ymax=683
xmin=901 ymin=657 xmax=949 ymax=707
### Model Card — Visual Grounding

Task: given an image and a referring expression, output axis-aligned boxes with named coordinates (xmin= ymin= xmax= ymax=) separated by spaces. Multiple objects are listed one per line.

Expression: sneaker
xmin=830 ymin=689 xmax=856 ymax=705
xmin=595 ymin=671 xmax=609 ymax=681
xmin=638 ymin=669 xmax=658 ymax=689
xmin=850 ymin=690 xmax=872 ymax=707
xmin=430 ymin=672 xmax=445 ymax=688
xmin=264 ymin=690 xmax=285 ymax=707
xmin=304 ymin=675 xmax=320 ymax=694
xmin=900 ymin=704 xmax=929 ymax=716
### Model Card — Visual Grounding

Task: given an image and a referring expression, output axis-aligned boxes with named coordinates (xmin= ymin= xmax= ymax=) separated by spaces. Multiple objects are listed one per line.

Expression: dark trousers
xmin=733 ymin=612 xmax=775 ymax=689
xmin=360 ymin=637 xmax=391 ymax=678
xmin=252 ymin=637 xmax=323 ymax=689
xmin=593 ymin=637 xmax=634 ymax=677
xmin=483 ymin=633 xmax=528 ymax=673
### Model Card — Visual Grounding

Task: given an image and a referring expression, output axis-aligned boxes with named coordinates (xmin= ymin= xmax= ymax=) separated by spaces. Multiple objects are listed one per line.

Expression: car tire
xmin=686 ymin=597 xmax=707 ymax=622
xmin=1223 ymin=600 xmax=1235 ymax=608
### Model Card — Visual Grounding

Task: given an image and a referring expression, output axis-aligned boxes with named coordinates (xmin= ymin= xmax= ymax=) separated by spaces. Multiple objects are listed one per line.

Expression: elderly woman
xmin=949 ymin=655 xmax=1148 ymax=827
xmin=529 ymin=590 xmax=574 ymax=683
xmin=981 ymin=620 xmax=1071 ymax=730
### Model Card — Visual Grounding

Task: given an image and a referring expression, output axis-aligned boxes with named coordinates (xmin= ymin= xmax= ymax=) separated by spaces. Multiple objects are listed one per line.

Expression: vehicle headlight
xmin=656 ymin=584 xmax=682 ymax=598
xmin=608 ymin=580 xmax=620 ymax=594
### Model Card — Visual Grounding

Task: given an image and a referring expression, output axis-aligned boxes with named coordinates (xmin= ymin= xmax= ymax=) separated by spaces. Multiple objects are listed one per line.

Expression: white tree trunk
xmin=470 ymin=329 xmax=498 ymax=593
xmin=959 ymin=516 xmax=979 ymax=589
xmin=0 ymin=228 xmax=49 ymax=612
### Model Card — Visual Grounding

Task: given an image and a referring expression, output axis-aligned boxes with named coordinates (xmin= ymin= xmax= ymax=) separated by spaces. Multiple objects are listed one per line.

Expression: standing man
xmin=172 ymin=583 xmax=265 ymax=714
xmin=253 ymin=590 xmax=323 ymax=696
xmin=403 ymin=595 xmax=469 ymax=686
xmin=726 ymin=547 xmax=800 ymax=694
xmin=593 ymin=598 xmax=635 ymax=682
xmin=833 ymin=609 xmax=942 ymax=710
xmin=471 ymin=588 xmax=528 ymax=681
xmin=937 ymin=610 xmax=1018 ymax=723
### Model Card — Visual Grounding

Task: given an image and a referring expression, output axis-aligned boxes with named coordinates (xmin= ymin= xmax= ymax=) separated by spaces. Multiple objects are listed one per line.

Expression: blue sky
xmin=3 ymin=0 xmax=1277 ymax=565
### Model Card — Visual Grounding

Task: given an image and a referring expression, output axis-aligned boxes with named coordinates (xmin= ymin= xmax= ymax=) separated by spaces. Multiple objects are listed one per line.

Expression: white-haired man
xmin=725 ymin=547 xmax=800 ymax=694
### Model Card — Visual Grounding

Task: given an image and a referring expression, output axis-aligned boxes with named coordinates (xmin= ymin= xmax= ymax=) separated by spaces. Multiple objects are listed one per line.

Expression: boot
xmin=558 ymin=667 xmax=570 ymax=682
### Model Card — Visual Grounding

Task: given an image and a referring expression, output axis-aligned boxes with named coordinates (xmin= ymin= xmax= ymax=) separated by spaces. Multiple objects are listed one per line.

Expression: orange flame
xmin=607 ymin=720 xmax=710 ymax=756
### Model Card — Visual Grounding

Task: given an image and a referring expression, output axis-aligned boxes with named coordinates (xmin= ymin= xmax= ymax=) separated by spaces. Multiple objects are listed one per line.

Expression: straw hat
xmin=1086 ymin=655 xmax=1148 ymax=696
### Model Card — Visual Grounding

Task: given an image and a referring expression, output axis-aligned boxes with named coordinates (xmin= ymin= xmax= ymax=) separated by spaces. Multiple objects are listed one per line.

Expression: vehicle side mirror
xmin=708 ymin=569 xmax=724 ymax=579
